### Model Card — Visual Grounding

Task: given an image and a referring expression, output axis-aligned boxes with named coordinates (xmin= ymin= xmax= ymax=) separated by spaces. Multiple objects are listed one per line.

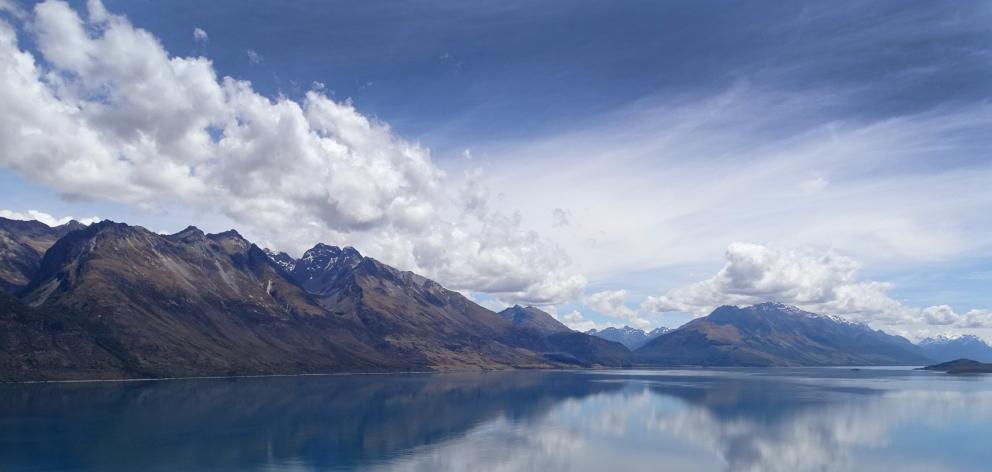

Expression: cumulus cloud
xmin=923 ymin=305 xmax=992 ymax=329
xmin=640 ymin=243 xmax=909 ymax=320
xmin=0 ymin=209 xmax=99 ymax=226
xmin=192 ymin=27 xmax=207 ymax=42
xmin=922 ymin=305 xmax=958 ymax=326
xmin=0 ymin=0 xmax=583 ymax=304
xmin=584 ymin=289 xmax=650 ymax=329
xmin=641 ymin=242 xmax=992 ymax=336
xmin=560 ymin=310 xmax=601 ymax=332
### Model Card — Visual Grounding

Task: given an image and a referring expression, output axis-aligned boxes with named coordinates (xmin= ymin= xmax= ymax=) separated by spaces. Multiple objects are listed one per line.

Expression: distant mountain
xmin=586 ymin=326 xmax=671 ymax=350
xmin=1 ymin=219 xmax=630 ymax=380
xmin=0 ymin=217 xmax=85 ymax=294
xmin=918 ymin=335 xmax=992 ymax=363
xmin=498 ymin=305 xmax=631 ymax=367
xmin=498 ymin=305 xmax=572 ymax=335
xmin=634 ymin=303 xmax=933 ymax=366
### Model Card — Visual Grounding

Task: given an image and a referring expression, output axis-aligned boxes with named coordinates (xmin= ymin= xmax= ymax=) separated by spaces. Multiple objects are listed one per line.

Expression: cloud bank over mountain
xmin=0 ymin=0 xmax=582 ymax=304
xmin=1 ymin=0 xmax=990 ymax=340
xmin=641 ymin=243 xmax=992 ymax=338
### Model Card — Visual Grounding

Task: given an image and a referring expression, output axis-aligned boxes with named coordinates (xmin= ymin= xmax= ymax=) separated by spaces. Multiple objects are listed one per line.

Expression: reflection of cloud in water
xmin=376 ymin=374 xmax=992 ymax=472
xmin=2 ymin=370 xmax=990 ymax=471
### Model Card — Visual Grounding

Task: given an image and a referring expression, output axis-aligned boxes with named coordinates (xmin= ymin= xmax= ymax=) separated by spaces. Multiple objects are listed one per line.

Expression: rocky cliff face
xmin=0 ymin=217 xmax=84 ymax=294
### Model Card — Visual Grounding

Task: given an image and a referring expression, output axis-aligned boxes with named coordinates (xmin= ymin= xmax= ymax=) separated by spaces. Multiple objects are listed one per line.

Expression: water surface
xmin=1 ymin=368 xmax=990 ymax=471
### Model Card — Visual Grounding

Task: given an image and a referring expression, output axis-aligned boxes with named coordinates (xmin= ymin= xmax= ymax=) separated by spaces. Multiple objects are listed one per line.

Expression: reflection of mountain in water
xmin=0 ymin=371 xmax=621 ymax=471
xmin=2 ymin=370 xmax=991 ymax=471
xmin=377 ymin=370 xmax=992 ymax=472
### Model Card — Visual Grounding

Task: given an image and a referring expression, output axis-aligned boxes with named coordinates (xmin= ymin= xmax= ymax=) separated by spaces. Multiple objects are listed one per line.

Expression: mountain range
xmin=586 ymin=326 xmax=671 ymax=350
xmin=918 ymin=335 xmax=992 ymax=363
xmin=0 ymin=217 xmax=630 ymax=380
xmin=633 ymin=303 xmax=932 ymax=366
xmin=1 ymin=216 xmax=978 ymax=379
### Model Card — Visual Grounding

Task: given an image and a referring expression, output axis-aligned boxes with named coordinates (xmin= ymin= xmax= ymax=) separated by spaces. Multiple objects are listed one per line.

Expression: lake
xmin=1 ymin=368 xmax=990 ymax=471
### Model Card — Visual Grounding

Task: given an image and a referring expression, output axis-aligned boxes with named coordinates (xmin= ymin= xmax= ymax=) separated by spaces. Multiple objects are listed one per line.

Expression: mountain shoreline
xmin=4 ymin=216 xmax=987 ymax=382
xmin=3 ymin=363 xmax=938 ymax=385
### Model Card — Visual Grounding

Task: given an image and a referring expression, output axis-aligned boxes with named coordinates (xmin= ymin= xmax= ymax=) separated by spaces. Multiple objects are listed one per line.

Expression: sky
xmin=1 ymin=0 xmax=991 ymax=340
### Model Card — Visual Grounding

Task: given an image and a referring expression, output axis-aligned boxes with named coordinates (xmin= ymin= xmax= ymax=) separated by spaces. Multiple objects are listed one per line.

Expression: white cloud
xmin=192 ymin=27 xmax=207 ymax=42
xmin=551 ymin=207 xmax=570 ymax=227
xmin=641 ymin=242 xmax=992 ymax=338
xmin=922 ymin=305 xmax=957 ymax=326
xmin=561 ymin=310 xmax=600 ymax=332
xmin=923 ymin=305 xmax=992 ymax=329
xmin=0 ymin=0 xmax=584 ymax=305
xmin=640 ymin=243 xmax=910 ymax=321
xmin=478 ymin=300 xmax=508 ymax=313
xmin=584 ymin=289 xmax=650 ymax=329
xmin=0 ymin=209 xmax=99 ymax=226
xmin=481 ymin=86 xmax=992 ymax=288
xmin=246 ymin=48 xmax=261 ymax=64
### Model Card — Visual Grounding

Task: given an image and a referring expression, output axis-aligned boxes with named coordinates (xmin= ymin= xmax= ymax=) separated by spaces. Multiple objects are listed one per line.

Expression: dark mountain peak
xmin=497 ymin=305 xmax=572 ymax=335
xmin=291 ymin=243 xmax=366 ymax=294
xmin=175 ymin=225 xmax=204 ymax=235
xmin=208 ymin=229 xmax=248 ymax=243
xmin=299 ymin=243 xmax=363 ymax=270
xmin=78 ymin=220 xmax=163 ymax=242
xmin=301 ymin=243 xmax=362 ymax=264
xmin=207 ymin=229 xmax=251 ymax=255
xmin=263 ymin=248 xmax=297 ymax=273
xmin=56 ymin=219 xmax=87 ymax=232
xmin=168 ymin=225 xmax=207 ymax=243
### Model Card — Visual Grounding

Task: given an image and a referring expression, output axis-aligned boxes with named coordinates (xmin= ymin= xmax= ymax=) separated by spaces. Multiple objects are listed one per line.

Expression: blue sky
xmin=1 ymin=0 xmax=991 ymax=338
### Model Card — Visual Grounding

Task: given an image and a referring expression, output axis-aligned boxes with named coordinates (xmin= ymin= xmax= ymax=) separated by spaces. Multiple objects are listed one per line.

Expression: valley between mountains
xmin=1 ymin=217 xmax=989 ymax=381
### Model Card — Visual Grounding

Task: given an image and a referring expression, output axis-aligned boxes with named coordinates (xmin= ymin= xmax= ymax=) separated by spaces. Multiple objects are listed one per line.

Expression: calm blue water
xmin=1 ymin=368 xmax=990 ymax=471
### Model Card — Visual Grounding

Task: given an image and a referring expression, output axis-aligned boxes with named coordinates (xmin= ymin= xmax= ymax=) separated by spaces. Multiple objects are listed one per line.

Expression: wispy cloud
xmin=246 ymin=48 xmax=262 ymax=64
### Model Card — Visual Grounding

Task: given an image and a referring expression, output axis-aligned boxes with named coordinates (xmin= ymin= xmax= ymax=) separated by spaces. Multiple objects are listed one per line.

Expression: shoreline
xmin=1 ymin=364 xmax=932 ymax=385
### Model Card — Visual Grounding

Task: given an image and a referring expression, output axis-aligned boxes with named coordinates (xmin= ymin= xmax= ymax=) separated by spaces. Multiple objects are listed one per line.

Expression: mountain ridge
xmin=0 ymin=218 xmax=965 ymax=380
xmin=918 ymin=335 xmax=992 ymax=363
xmin=586 ymin=325 xmax=671 ymax=350
xmin=634 ymin=302 xmax=933 ymax=366
xmin=1 ymin=219 xmax=628 ymax=380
